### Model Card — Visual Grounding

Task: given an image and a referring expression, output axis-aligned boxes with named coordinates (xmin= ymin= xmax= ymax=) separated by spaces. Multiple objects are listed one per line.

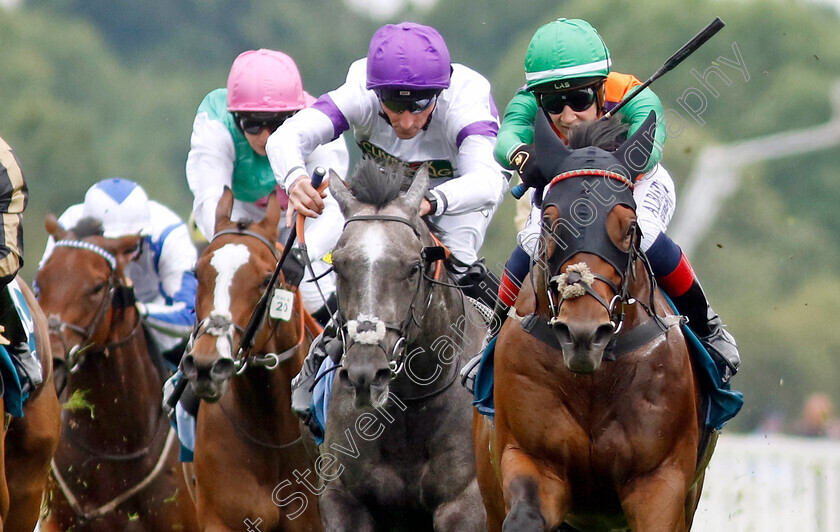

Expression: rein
xmin=50 ymin=428 xmax=177 ymax=522
xmin=192 ymin=228 xmax=308 ymax=374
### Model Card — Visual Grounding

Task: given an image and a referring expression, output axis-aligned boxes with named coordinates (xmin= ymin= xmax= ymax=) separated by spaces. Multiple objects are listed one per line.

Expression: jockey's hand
xmin=286 ymin=174 xmax=326 ymax=228
xmin=510 ymin=144 xmax=544 ymax=189
xmin=419 ymin=198 xmax=432 ymax=217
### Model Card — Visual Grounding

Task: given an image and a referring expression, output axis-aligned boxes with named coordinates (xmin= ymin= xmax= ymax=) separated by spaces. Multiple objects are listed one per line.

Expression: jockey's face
xmin=539 ymin=83 xmax=604 ymax=137
xmin=244 ymin=129 xmax=270 ymax=156
xmin=236 ymin=112 xmax=295 ymax=156
xmin=379 ymin=98 xmax=437 ymax=139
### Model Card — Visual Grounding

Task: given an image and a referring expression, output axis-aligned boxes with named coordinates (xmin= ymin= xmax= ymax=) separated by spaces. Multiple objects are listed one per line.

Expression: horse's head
xmin=181 ymin=187 xmax=284 ymax=401
xmin=329 ymin=160 xmax=438 ymax=408
xmin=533 ymin=111 xmax=657 ymax=373
xmin=36 ymin=214 xmax=142 ymax=373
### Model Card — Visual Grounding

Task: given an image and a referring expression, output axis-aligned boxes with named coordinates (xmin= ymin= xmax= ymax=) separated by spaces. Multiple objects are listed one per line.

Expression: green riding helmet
xmin=524 ymin=18 xmax=611 ymax=92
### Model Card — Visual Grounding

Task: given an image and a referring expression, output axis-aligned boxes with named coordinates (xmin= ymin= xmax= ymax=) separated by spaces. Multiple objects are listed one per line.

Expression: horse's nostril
xmin=211 ymin=358 xmax=235 ymax=381
xmin=373 ymin=369 xmax=391 ymax=388
xmin=338 ymin=368 xmax=352 ymax=389
xmin=593 ymin=323 xmax=615 ymax=347
xmin=553 ymin=322 xmax=573 ymax=346
xmin=182 ymin=354 xmax=197 ymax=378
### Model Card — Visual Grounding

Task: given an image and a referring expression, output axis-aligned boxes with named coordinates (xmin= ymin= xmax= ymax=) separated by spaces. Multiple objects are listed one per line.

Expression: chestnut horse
xmin=0 ymin=277 xmax=61 ymax=531
xmin=180 ymin=188 xmax=321 ymax=531
xmin=475 ymin=113 xmax=715 ymax=531
xmin=36 ymin=217 xmax=198 ymax=531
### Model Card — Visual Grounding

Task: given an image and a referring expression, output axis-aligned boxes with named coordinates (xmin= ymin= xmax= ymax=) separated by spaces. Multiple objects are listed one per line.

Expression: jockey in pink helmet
xmin=186 ymin=48 xmax=349 ymax=323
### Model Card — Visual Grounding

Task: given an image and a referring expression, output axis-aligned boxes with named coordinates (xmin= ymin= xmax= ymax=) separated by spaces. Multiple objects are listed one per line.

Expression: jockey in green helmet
xmin=466 ymin=19 xmax=739 ymax=392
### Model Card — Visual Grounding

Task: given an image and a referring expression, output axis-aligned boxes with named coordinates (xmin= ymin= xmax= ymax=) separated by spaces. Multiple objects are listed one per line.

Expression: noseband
xmin=46 ymin=240 xmax=142 ymax=373
xmin=538 ymin=171 xmax=654 ymax=332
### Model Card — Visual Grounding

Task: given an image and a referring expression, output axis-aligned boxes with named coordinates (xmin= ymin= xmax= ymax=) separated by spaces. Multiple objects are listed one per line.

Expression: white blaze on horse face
xmin=359 ymin=225 xmax=388 ymax=312
xmin=209 ymin=244 xmax=250 ymax=358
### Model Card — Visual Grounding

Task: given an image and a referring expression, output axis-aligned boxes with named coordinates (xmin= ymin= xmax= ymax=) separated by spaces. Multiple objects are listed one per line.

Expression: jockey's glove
xmin=510 ymin=144 xmax=545 ymax=189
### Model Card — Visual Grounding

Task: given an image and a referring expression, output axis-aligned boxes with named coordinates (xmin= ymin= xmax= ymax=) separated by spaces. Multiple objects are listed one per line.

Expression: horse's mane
xmin=567 ymin=115 xmax=629 ymax=151
xmin=69 ymin=217 xmax=105 ymax=238
xmin=346 ymin=158 xmax=411 ymax=208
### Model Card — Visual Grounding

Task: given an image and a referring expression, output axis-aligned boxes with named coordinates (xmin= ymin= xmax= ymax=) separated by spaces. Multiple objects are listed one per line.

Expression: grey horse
xmin=316 ymin=159 xmax=487 ymax=531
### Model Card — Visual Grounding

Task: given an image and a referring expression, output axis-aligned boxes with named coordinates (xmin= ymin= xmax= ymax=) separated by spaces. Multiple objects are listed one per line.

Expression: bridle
xmin=537 ymin=171 xmax=662 ymax=334
xmin=335 ymin=214 xmax=456 ymax=381
xmin=187 ymin=227 xmax=305 ymax=375
xmin=45 ymin=240 xmax=143 ymax=374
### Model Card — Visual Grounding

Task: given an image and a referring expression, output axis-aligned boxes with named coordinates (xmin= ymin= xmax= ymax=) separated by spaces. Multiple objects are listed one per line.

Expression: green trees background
xmin=3 ymin=0 xmax=839 ymax=432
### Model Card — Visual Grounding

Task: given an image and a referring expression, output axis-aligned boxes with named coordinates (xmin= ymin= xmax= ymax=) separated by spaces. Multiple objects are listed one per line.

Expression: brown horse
xmin=36 ymin=216 xmax=198 ymax=531
xmin=475 ymin=114 xmax=715 ymax=531
xmin=180 ymin=188 xmax=321 ymax=531
xmin=0 ymin=277 xmax=61 ymax=531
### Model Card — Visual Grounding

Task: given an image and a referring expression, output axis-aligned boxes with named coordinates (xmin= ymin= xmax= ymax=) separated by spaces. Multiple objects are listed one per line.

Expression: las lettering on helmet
xmin=82 ymin=178 xmax=152 ymax=238
xmin=524 ymin=18 xmax=612 ymax=92
xmin=226 ymin=49 xmax=310 ymax=113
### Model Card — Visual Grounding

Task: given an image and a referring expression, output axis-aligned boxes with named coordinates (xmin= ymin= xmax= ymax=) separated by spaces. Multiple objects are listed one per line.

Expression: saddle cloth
xmin=0 ymin=279 xmax=43 ymax=417
xmin=473 ymin=299 xmax=744 ymax=430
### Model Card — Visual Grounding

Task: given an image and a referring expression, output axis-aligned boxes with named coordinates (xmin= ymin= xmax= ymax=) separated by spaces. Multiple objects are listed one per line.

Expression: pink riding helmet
xmin=227 ymin=49 xmax=313 ymax=112
xmin=366 ymin=22 xmax=452 ymax=91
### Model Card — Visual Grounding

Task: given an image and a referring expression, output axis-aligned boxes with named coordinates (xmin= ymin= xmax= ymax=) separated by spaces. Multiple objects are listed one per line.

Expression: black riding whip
xmin=167 ymin=167 xmax=326 ymax=410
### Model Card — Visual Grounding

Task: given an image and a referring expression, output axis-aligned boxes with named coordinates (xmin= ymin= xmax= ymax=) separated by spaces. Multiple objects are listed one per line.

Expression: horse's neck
xmin=625 ymin=258 xmax=660 ymax=325
xmin=67 ymin=308 xmax=162 ymax=434
xmin=397 ymin=281 xmax=473 ymax=388
xmin=231 ymin=316 xmax=303 ymax=424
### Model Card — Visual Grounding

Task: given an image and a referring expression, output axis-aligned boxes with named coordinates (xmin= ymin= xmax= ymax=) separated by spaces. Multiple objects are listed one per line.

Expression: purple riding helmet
xmin=366 ymin=22 xmax=452 ymax=93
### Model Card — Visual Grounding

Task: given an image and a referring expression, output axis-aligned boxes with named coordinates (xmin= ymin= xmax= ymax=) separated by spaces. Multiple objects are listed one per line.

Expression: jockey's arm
xmin=429 ymin=134 xmax=507 ymax=215
xmin=266 ymin=107 xmax=343 ymax=226
xmin=185 ymin=112 xmax=236 ymax=241
xmin=604 ymin=72 xmax=667 ymax=170
xmin=494 ymin=89 xmax=539 ymax=169
xmin=0 ymin=137 xmax=26 ymax=286
xmin=140 ymin=223 xmax=197 ymax=338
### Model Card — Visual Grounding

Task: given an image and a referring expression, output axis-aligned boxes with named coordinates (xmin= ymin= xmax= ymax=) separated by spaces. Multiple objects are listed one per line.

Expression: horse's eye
xmin=90 ymin=282 xmax=107 ymax=296
xmin=262 ymin=275 xmax=273 ymax=288
xmin=409 ymin=262 xmax=422 ymax=276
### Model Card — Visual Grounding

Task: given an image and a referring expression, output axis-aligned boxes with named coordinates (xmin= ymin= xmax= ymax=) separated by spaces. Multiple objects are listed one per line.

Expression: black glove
xmin=510 ymin=144 xmax=544 ymax=189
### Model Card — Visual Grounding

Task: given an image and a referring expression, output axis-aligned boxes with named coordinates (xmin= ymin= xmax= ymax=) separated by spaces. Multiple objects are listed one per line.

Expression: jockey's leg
xmin=290 ymin=318 xmax=342 ymax=420
xmin=646 ymin=233 xmax=740 ymax=383
xmin=431 ymin=207 xmax=499 ymax=309
xmin=0 ymin=279 xmax=43 ymax=395
xmin=461 ymin=245 xmax=529 ymax=392
xmin=290 ymin=253 xmax=339 ymax=419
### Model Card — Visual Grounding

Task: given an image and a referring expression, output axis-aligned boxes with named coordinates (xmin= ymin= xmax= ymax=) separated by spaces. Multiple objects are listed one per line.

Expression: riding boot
xmin=461 ymin=298 xmax=511 ymax=393
xmin=0 ymin=282 xmax=43 ymax=394
xmin=455 ymin=258 xmax=501 ymax=311
xmin=290 ymin=319 xmax=342 ymax=419
xmin=670 ymin=280 xmax=740 ymax=384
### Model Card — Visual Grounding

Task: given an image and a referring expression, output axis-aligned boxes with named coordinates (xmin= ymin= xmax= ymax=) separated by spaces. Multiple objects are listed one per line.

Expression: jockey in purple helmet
xmin=266 ymin=22 xmax=507 ymax=420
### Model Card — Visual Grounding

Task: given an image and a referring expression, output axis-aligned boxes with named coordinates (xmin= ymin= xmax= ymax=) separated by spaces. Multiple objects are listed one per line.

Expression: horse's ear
xmin=259 ymin=189 xmax=280 ymax=240
xmin=329 ymin=169 xmax=360 ymax=217
xmin=214 ymin=186 xmax=234 ymax=235
xmin=534 ymin=109 xmax=572 ymax=174
xmin=402 ymin=164 xmax=429 ymax=213
xmin=45 ymin=214 xmax=67 ymax=240
xmin=613 ymin=110 xmax=657 ymax=181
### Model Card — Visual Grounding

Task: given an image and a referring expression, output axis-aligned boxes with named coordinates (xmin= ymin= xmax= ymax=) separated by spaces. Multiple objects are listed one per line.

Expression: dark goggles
xmin=236 ymin=112 xmax=295 ymax=135
xmin=537 ymin=87 xmax=598 ymax=114
xmin=378 ymin=90 xmax=439 ymax=114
